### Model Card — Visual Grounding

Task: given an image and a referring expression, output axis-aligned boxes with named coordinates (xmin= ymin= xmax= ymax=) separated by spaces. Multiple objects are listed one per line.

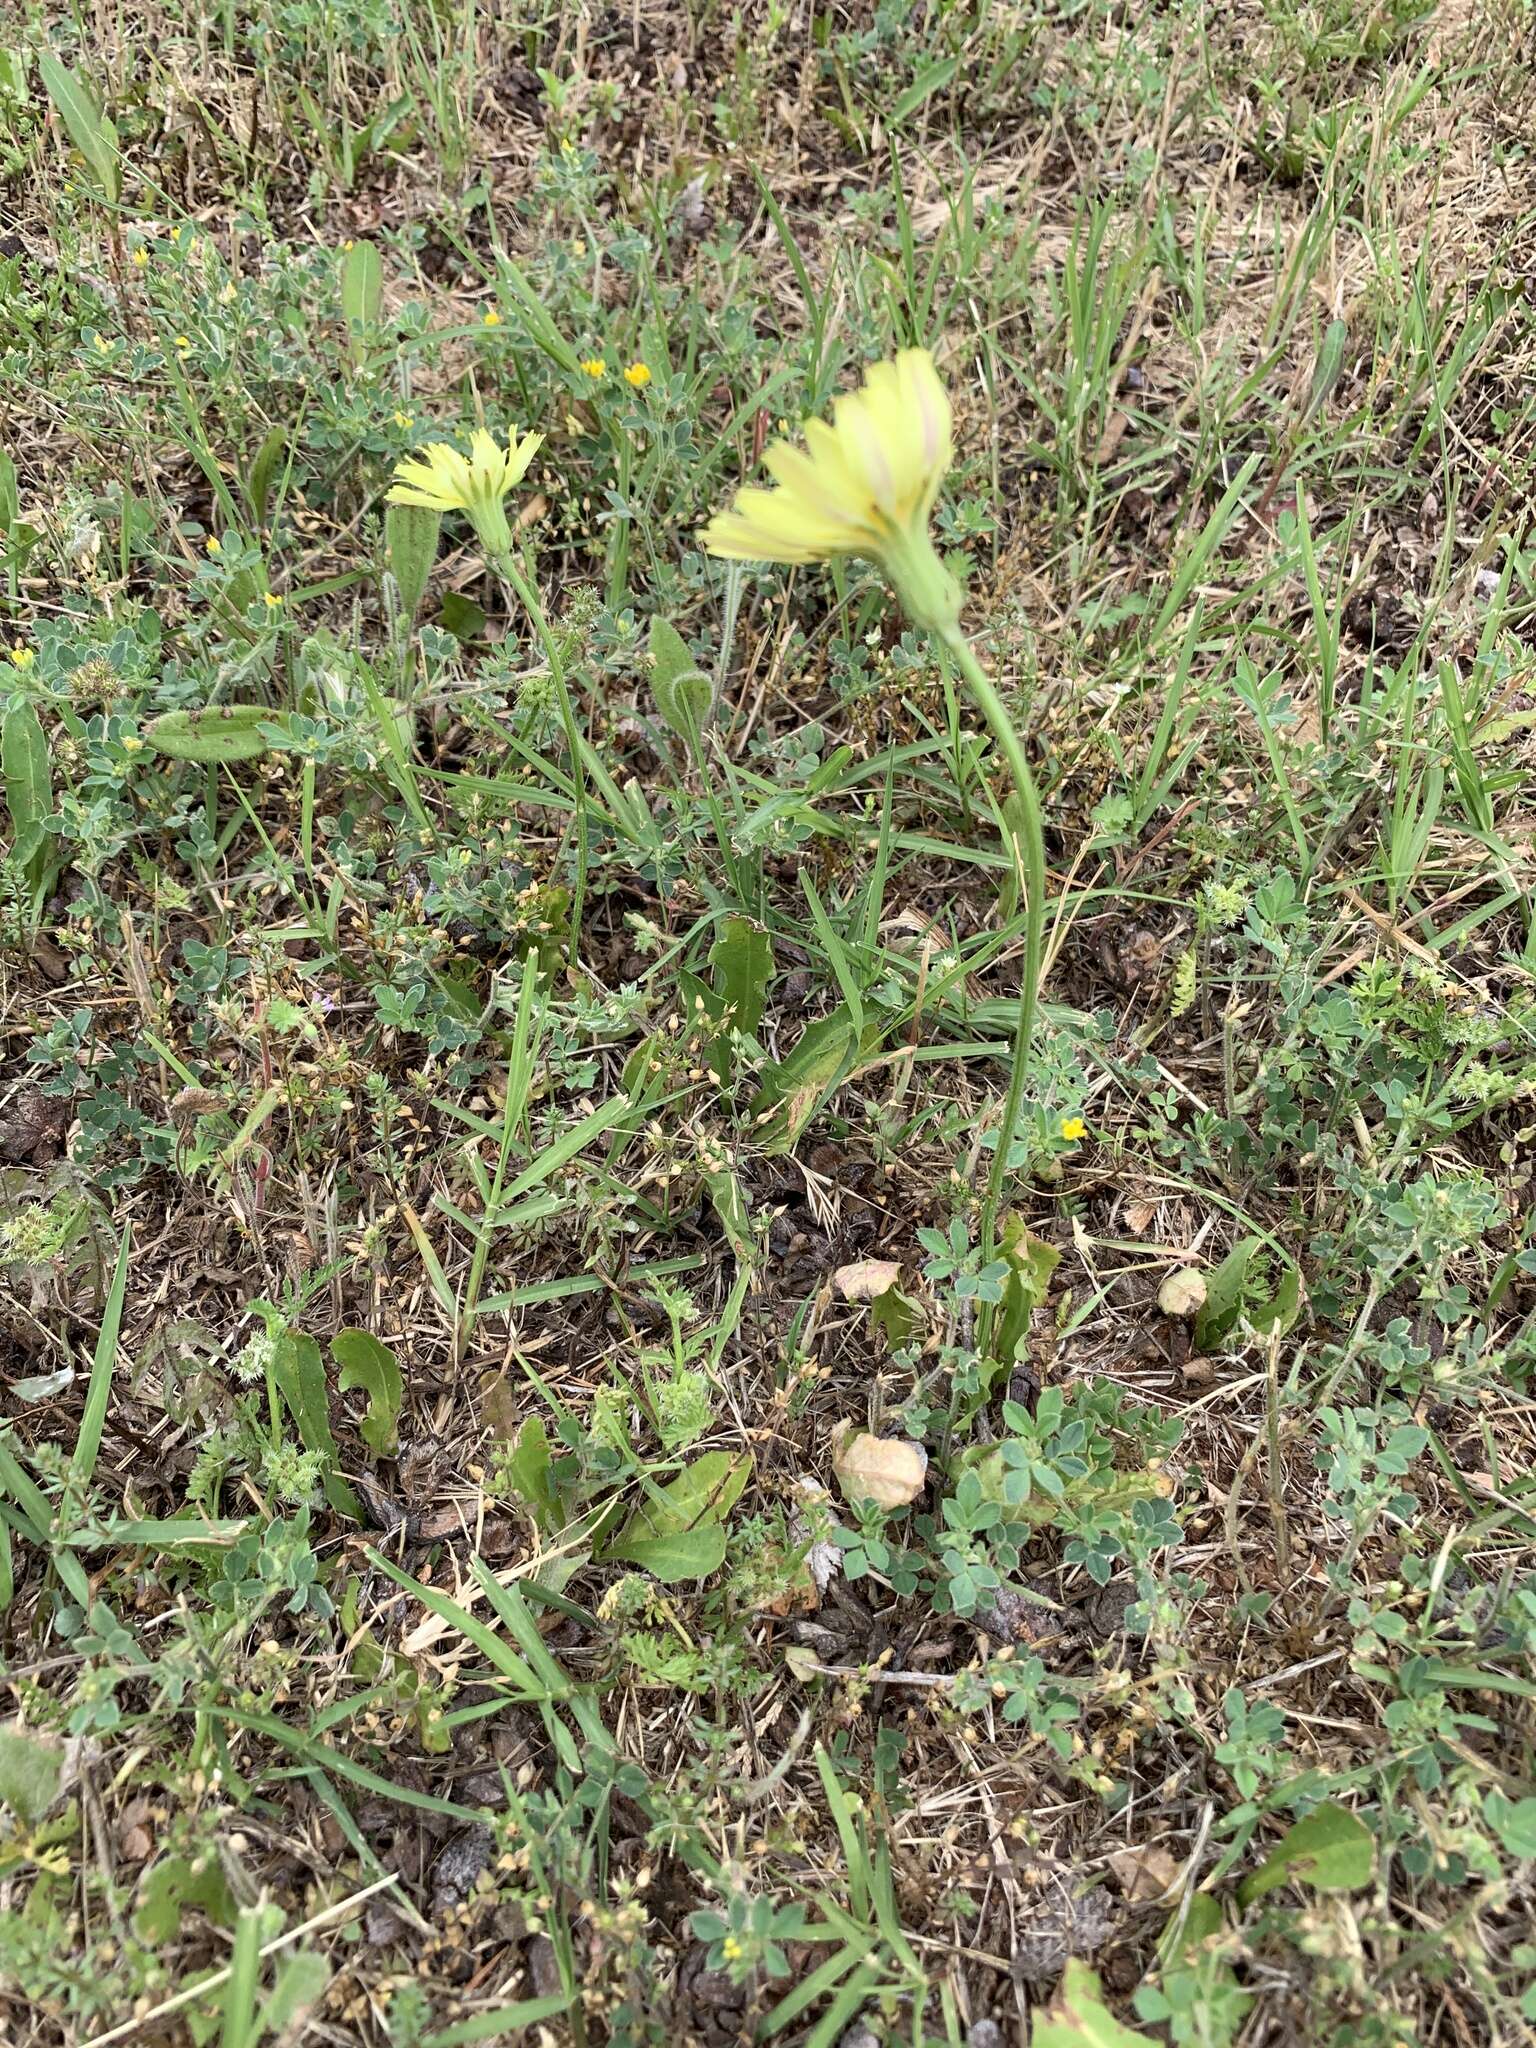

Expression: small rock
xmin=968 ymin=2023 xmax=1005 ymax=2048
xmin=364 ymin=1898 xmax=408 ymax=1947
xmin=431 ymin=1824 xmax=494 ymax=1910
xmin=526 ymin=1933 xmax=562 ymax=1999
xmin=1080 ymin=1582 xmax=1137 ymax=1641
xmin=1099 ymin=923 xmax=1162 ymax=993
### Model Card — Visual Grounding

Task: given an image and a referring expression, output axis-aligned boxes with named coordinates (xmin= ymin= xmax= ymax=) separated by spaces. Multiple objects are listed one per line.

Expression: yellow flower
xmin=173 ymin=334 xmax=191 ymax=352
xmin=386 ymin=426 xmax=543 ymax=557
xmin=623 ymin=361 xmax=651 ymax=388
xmin=262 ymin=592 xmax=282 ymax=609
xmin=482 ymin=307 xmax=502 ymax=327
xmin=580 ymin=358 xmax=607 ymax=379
xmin=1060 ymin=1116 xmax=1087 ymax=1142
xmin=204 ymin=535 xmax=222 ymax=556
xmin=218 ymin=281 xmax=237 ymax=304
xmin=94 ymin=333 xmax=113 ymax=353
xmin=9 ymin=645 xmax=34 ymax=670
xmin=131 ymin=245 xmax=149 ymax=268
xmin=571 ymin=238 xmax=587 ymax=257
xmin=171 ymin=225 xmax=183 ymax=243
xmin=702 ymin=347 xmax=959 ymax=635
xmin=393 ymin=408 xmax=415 ymax=429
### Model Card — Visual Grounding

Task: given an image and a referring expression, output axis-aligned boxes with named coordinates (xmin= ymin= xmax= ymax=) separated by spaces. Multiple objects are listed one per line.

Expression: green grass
xmin=4 ymin=1 xmax=1536 ymax=2043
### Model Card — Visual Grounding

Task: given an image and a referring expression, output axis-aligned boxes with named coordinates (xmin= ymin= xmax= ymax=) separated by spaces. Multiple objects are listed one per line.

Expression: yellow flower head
xmin=624 ymin=361 xmax=652 ymax=388
xmin=386 ymin=426 xmax=543 ymax=557
xmin=204 ymin=534 xmax=222 ymax=556
xmin=131 ymin=245 xmax=149 ymax=268
xmin=218 ymin=281 xmax=237 ymax=304
xmin=1060 ymin=1116 xmax=1087 ymax=1142
xmin=482 ymin=307 xmax=502 ymax=327
xmin=9 ymin=644 xmax=35 ymax=670
xmin=393 ymin=408 xmax=415 ymax=429
xmin=702 ymin=348 xmax=959 ymax=636
xmin=174 ymin=334 xmax=191 ymax=352
xmin=262 ymin=591 xmax=282 ymax=609
xmin=580 ymin=358 xmax=607 ymax=380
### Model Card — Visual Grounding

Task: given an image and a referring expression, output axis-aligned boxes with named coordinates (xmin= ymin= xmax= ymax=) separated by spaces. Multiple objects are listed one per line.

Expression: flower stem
xmin=940 ymin=627 xmax=1047 ymax=1261
xmin=490 ymin=547 xmax=588 ymax=963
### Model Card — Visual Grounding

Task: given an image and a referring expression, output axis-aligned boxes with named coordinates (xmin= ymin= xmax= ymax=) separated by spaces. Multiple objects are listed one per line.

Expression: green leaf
xmin=709 ymin=915 xmax=772 ymax=1047
xmin=1486 ymin=1793 xmax=1536 ymax=1860
xmin=1194 ymin=1235 xmax=1302 ymax=1350
xmin=649 ymin=615 xmax=713 ymax=738
xmin=340 ymin=238 xmax=383 ymax=329
xmin=439 ymin=589 xmax=486 ymax=641
xmin=271 ymin=1332 xmax=360 ymax=1520
xmin=385 ymin=502 xmax=441 ymax=619
xmin=421 ymin=1995 xmax=574 ymax=2047
xmin=993 ymin=1215 xmax=1062 ymax=1382
xmin=1238 ymin=1802 xmax=1374 ymax=1906
xmin=1159 ymin=1891 xmax=1224 ymax=1960
xmin=0 ymin=1722 xmax=63 ymax=1823
xmin=260 ymin=1950 xmax=330 ymax=2032
xmin=870 ymin=1285 xmax=923 ymax=1351
xmin=1033 ymin=1958 xmax=1157 ymax=2047
xmin=2 ymin=699 xmax=52 ymax=873
xmin=503 ymin=1416 xmax=560 ymax=1533
xmin=1304 ymin=319 xmax=1350 ymax=424
xmin=891 ymin=54 xmax=960 ymax=123
xmin=701 ymin=1160 xmax=755 ymax=1266
xmin=602 ymin=1452 xmax=750 ymax=1582
xmin=331 ymin=1330 xmax=402 ymax=1458
xmin=245 ymin=425 xmax=288 ymax=527
xmin=611 ymin=1521 xmax=728 ymax=1581
xmin=145 ymin=705 xmax=293 ymax=764
xmin=747 ymin=1007 xmax=859 ymax=1154
xmin=134 ymin=1853 xmax=236 ymax=1946
xmin=38 ymin=54 xmax=120 ymax=204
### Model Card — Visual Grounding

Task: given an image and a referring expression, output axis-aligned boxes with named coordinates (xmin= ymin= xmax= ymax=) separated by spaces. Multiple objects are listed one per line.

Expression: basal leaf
xmin=1239 ymin=1802 xmax=1374 ymax=1905
xmin=332 ymin=1330 xmax=403 ymax=1458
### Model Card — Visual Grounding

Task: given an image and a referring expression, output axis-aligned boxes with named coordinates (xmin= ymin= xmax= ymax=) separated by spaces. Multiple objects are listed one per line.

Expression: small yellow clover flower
xmin=623 ymin=361 xmax=651 ymax=388
xmin=702 ymin=347 xmax=959 ymax=636
xmin=387 ymin=427 xmax=543 ymax=558
xmin=1060 ymin=1116 xmax=1087 ymax=1142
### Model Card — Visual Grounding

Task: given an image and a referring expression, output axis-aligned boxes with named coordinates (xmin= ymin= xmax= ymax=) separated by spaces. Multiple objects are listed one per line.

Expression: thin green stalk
xmin=489 ymin=547 xmax=588 ymax=961
xmin=940 ymin=628 xmax=1046 ymax=1259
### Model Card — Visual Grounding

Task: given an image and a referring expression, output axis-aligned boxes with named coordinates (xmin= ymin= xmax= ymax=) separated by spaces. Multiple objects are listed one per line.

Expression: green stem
xmin=490 ymin=547 xmax=588 ymax=964
xmin=940 ymin=627 xmax=1047 ymax=1259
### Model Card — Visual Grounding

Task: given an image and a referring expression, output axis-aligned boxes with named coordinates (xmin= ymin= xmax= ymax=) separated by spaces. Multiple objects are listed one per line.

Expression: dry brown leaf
xmin=1159 ymin=1268 xmax=1207 ymax=1318
xmin=833 ymin=1258 xmax=902 ymax=1302
xmin=1125 ymin=1198 xmax=1157 ymax=1235
xmin=1105 ymin=1844 xmax=1183 ymax=1902
xmin=831 ymin=1424 xmax=928 ymax=1508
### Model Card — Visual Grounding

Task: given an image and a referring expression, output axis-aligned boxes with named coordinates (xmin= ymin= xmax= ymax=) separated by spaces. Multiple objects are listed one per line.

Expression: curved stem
xmin=941 ymin=628 xmax=1047 ymax=1259
xmin=489 ymin=547 xmax=588 ymax=963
